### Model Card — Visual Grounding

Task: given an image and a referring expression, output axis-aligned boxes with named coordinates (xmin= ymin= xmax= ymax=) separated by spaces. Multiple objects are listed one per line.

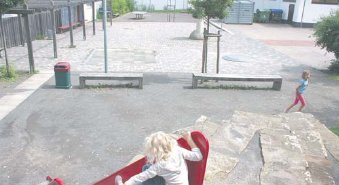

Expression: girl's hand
xmin=115 ymin=175 xmax=124 ymax=185
xmin=182 ymin=131 xmax=192 ymax=142
xmin=182 ymin=132 xmax=198 ymax=149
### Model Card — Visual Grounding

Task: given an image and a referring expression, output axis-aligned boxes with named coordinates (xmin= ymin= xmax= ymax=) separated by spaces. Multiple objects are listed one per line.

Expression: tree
xmin=190 ymin=0 xmax=233 ymax=32
xmin=112 ymin=0 xmax=130 ymax=14
xmin=126 ymin=0 xmax=135 ymax=11
xmin=314 ymin=10 xmax=339 ymax=72
xmin=0 ymin=0 xmax=23 ymax=78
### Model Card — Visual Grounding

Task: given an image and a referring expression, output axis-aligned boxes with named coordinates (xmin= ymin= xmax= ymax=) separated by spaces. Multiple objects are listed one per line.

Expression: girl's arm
xmin=180 ymin=132 xmax=203 ymax=161
xmin=116 ymin=165 xmax=158 ymax=185
xmin=183 ymin=132 xmax=198 ymax=148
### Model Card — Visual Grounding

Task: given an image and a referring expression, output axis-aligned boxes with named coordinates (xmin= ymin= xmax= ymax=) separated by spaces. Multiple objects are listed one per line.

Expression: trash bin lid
xmin=270 ymin=9 xmax=283 ymax=13
xmin=54 ymin=62 xmax=70 ymax=72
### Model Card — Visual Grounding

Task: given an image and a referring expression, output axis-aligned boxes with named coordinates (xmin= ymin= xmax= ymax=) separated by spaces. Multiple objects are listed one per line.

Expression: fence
xmin=0 ymin=7 xmax=80 ymax=49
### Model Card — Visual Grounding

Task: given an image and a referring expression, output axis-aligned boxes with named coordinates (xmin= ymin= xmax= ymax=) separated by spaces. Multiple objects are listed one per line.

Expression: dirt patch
xmin=0 ymin=71 xmax=32 ymax=98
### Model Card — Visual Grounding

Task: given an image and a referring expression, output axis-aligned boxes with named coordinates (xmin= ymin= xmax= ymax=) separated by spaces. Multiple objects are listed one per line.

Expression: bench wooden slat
xmin=79 ymin=73 xmax=143 ymax=89
xmin=80 ymin=73 xmax=143 ymax=78
xmin=194 ymin=73 xmax=282 ymax=79
xmin=192 ymin=73 xmax=282 ymax=90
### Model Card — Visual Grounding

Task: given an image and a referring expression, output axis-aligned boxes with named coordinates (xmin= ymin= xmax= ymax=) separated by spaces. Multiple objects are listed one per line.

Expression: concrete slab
xmin=222 ymin=23 xmax=335 ymax=70
xmin=260 ymin=128 xmax=310 ymax=185
xmin=0 ymin=72 xmax=53 ymax=121
xmin=306 ymin=155 xmax=335 ymax=185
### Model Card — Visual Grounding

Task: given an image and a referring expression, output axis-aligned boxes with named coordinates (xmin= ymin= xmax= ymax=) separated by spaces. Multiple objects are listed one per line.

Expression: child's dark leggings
xmin=140 ymin=164 xmax=166 ymax=185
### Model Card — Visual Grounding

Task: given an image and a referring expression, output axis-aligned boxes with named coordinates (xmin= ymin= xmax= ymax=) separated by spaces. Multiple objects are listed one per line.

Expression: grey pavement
xmin=0 ymin=13 xmax=338 ymax=184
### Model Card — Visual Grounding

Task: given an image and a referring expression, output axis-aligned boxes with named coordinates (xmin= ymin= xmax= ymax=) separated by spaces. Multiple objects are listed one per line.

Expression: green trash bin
xmin=270 ymin=9 xmax=283 ymax=22
xmin=256 ymin=9 xmax=270 ymax=23
xmin=54 ymin=62 xmax=71 ymax=89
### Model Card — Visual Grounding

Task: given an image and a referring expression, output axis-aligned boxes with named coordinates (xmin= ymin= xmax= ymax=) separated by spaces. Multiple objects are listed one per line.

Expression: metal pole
xmin=202 ymin=28 xmax=208 ymax=73
xmin=173 ymin=0 xmax=176 ymax=22
xmin=82 ymin=3 xmax=86 ymax=40
xmin=216 ymin=31 xmax=220 ymax=74
xmin=201 ymin=36 xmax=206 ymax=73
xmin=92 ymin=1 xmax=96 ymax=35
xmin=102 ymin=0 xmax=104 ymax=30
xmin=300 ymin=0 xmax=306 ymax=28
xmin=204 ymin=30 xmax=208 ymax=73
xmin=68 ymin=2 xmax=75 ymax=47
xmin=103 ymin=0 xmax=108 ymax=73
xmin=50 ymin=8 xmax=58 ymax=58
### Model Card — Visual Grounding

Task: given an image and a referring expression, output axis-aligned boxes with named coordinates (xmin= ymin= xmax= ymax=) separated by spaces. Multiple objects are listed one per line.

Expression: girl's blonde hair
xmin=144 ymin=131 xmax=177 ymax=163
xmin=302 ymin=70 xmax=310 ymax=79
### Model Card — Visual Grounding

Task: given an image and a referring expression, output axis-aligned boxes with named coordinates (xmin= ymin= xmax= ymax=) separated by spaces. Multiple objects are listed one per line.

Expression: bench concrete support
xmin=79 ymin=73 xmax=143 ymax=89
xmin=132 ymin=11 xmax=146 ymax=19
xmin=192 ymin=73 xmax=283 ymax=90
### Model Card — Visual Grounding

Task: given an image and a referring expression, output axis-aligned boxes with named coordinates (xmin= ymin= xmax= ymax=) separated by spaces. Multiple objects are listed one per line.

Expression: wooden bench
xmin=58 ymin=22 xmax=79 ymax=33
xmin=192 ymin=73 xmax=282 ymax=90
xmin=79 ymin=73 xmax=143 ymax=89
xmin=132 ymin=11 xmax=147 ymax=19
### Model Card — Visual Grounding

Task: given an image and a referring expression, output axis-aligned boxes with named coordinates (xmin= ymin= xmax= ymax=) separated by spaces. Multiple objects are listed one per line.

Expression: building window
xmin=283 ymin=0 xmax=296 ymax=2
xmin=312 ymin=0 xmax=339 ymax=4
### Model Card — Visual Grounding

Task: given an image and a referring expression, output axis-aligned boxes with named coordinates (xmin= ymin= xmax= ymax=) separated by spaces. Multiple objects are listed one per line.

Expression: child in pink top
xmin=285 ymin=70 xmax=311 ymax=113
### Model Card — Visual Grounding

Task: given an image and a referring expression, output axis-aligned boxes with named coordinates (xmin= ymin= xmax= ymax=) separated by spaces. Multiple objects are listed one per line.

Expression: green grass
xmin=0 ymin=70 xmax=32 ymax=88
xmin=86 ymin=83 xmax=135 ymax=89
xmin=35 ymin=34 xmax=45 ymax=40
xmin=200 ymin=84 xmax=273 ymax=90
xmin=151 ymin=9 xmax=189 ymax=13
xmin=329 ymin=74 xmax=339 ymax=81
xmin=0 ymin=65 xmax=17 ymax=80
xmin=330 ymin=128 xmax=339 ymax=136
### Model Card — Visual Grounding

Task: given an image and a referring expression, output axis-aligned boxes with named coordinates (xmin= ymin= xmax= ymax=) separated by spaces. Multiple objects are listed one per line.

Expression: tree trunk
xmin=0 ymin=14 xmax=10 ymax=77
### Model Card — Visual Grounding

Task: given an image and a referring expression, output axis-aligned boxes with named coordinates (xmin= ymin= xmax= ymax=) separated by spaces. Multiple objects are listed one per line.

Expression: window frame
xmin=311 ymin=0 xmax=339 ymax=5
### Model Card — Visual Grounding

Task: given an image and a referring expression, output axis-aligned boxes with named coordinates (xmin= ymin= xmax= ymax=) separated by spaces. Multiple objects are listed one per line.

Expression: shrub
xmin=189 ymin=0 xmax=233 ymax=31
xmin=328 ymin=60 xmax=339 ymax=73
xmin=112 ymin=0 xmax=129 ymax=14
xmin=314 ymin=10 xmax=339 ymax=73
xmin=0 ymin=65 xmax=17 ymax=79
xmin=314 ymin=10 xmax=339 ymax=60
xmin=36 ymin=34 xmax=45 ymax=40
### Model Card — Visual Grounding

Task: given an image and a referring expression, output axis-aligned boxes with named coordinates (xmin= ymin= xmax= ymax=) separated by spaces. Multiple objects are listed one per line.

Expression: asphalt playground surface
xmin=0 ymin=12 xmax=338 ymax=184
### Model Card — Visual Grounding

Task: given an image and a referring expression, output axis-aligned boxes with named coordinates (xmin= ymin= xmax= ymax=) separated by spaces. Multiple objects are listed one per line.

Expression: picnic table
xmin=132 ymin=11 xmax=147 ymax=19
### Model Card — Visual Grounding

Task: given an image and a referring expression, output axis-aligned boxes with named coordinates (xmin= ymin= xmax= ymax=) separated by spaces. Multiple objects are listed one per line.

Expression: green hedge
xmin=113 ymin=0 xmax=134 ymax=14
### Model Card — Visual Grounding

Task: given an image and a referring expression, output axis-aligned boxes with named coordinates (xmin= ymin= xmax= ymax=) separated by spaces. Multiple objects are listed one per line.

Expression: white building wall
xmin=84 ymin=1 xmax=102 ymax=22
xmin=251 ymin=0 xmax=338 ymax=24
xmin=134 ymin=0 xmax=189 ymax=10
xmin=293 ymin=0 xmax=338 ymax=23
xmin=251 ymin=0 xmax=295 ymax=20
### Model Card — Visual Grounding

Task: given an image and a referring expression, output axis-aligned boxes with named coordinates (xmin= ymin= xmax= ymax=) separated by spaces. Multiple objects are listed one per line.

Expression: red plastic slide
xmin=93 ymin=131 xmax=209 ymax=185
